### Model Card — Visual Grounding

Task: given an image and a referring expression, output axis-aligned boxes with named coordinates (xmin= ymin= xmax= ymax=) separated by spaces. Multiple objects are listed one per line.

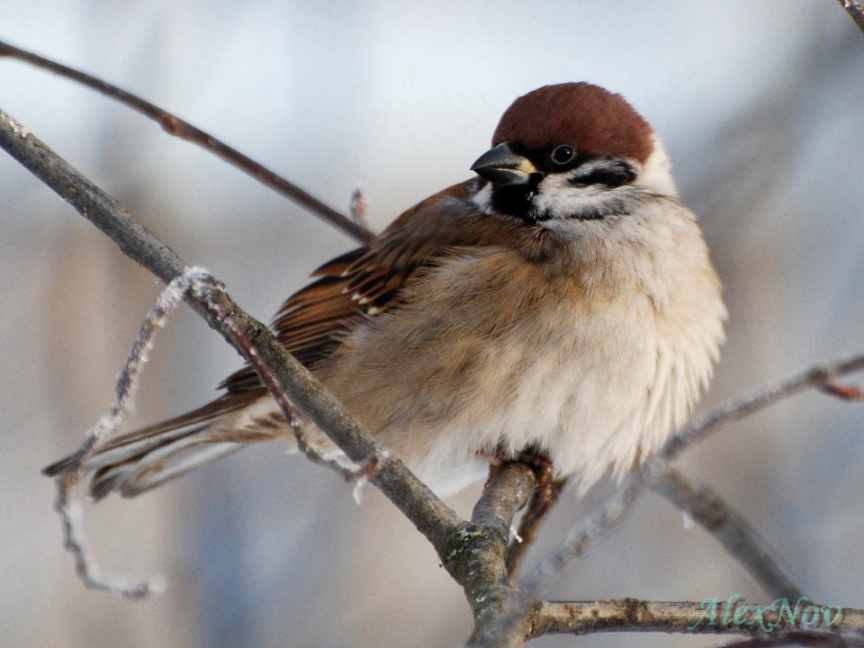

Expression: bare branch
xmin=48 ymin=266 xmax=378 ymax=596
xmin=54 ymin=471 xmax=163 ymax=599
xmin=49 ymin=271 xmax=194 ymax=596
xmin=0 ymin=104 xmax=536 ymax=645
xmin=651 ymin=468 xmax=803 ymax=601
xmin=660 ymin=359 xmax=864 ymax=463
xmin=471 ymin=463 xmax=535 ymax=537
xmin=188 ymin=273 xmax=386 ymax=482
xmin=470 ymin=470 xmax=650 ymax=646
xmin=528 ymin=598 xmax=857 ymax=640
xmin=0 ymin=110 xmax=185 ymax=283
xmin=0 ymin=39 xmax=373 ymax=244
xmin=553 ymin=352 xmax=864 ymax=583
xmin=0 ymin=107 xmax=462 ymax=556
xmin=837 ymin=0 xmax=864 ymax=35
xmin=459 ymin=464 xmax=536 ymax=647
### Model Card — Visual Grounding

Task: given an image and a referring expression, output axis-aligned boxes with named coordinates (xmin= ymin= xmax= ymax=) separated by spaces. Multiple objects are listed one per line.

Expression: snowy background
xmin=1 ymin=2 xmax=863 ymax=646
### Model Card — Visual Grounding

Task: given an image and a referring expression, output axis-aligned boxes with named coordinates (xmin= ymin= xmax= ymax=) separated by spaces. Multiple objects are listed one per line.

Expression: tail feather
xmin=43 ymin=389 xmax=269 ymax=499
xmin=82 ymin=422 xmax=210 ymax=473
xmin=93 ymin=391 xmax=261 ymax=455
xmin=90 ymin=438 xmax=243 ymax=500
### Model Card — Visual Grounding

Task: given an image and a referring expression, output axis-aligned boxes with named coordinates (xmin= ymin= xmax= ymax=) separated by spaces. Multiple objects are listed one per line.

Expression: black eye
xmin=550 ymin=145 xmax=577 ymax=166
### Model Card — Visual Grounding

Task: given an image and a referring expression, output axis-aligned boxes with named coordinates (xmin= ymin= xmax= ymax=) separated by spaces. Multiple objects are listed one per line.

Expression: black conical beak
xmin=470 ymin=142 xmax=539 ymax=186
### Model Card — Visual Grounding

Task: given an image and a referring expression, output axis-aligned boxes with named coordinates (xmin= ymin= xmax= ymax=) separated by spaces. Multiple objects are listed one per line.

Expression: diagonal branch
xmin=837 ymin=0 xmax=864 ymax=34
xmin=0 ymin=106 xmax=459 ymax=553
xmin=651 ymin=467 xmax=803 ymax=601
xmin=464 ymin=463 xmax=536 ymax=645
xmin=0 ymin=106 xmax=536 ymax=642
xmin=659 ymin=361 xmax=864 ymax=463
xmin=0 ymin=39 xmax=373 ymax=244
xmin=533 ymin=354 xmax=864 ymax=583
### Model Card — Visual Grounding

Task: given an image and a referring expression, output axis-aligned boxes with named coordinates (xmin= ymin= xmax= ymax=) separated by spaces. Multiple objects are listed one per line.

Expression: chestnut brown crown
xmin=492 ymin=82 xmax=654 ymax=164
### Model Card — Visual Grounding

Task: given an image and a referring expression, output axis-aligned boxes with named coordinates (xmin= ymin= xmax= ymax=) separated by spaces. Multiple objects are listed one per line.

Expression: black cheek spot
xmin=570 ymin=162 xmax=636 ymax=188
xmin=490 ymin=179 xmax=543 ymax=222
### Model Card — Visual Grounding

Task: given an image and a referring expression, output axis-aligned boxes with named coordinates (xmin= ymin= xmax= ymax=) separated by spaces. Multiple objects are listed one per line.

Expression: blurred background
xmin=1 ymin=1 xmax=863 ymax=646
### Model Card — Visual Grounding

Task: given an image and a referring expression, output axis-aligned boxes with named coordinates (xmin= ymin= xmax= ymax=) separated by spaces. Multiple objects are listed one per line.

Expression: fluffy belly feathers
xmin=306 ymin=247 xmax=722 ymax=495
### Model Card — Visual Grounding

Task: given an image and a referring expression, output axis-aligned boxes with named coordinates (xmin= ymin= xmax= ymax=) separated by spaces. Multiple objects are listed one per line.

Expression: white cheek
xmin=470 ymin=182 xmax=494 ymax=214
xmin=639 ymin=133 xmax=678 ymax=197
xmin=470 ymin=174 xmax=620 ymax=218
xmin=532 ymin=174 xmax=614 ymax=217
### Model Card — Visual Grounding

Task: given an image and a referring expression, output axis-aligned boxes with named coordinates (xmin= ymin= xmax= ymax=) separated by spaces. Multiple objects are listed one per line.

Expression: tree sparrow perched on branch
xmin=46 ymin=82 xmax=726 ymax=499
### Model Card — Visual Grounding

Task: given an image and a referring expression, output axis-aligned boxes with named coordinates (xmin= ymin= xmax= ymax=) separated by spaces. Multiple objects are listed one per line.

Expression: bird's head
xmin=471 ymin=82 xmax=676 ymax=222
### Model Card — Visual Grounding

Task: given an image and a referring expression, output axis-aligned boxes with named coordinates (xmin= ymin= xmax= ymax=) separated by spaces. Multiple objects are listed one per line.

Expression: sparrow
xmin=45 ymin=82 xmax=726 ymax=500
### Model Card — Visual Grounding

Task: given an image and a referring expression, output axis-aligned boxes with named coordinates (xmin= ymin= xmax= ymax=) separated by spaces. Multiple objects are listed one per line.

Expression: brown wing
xmin=44 ymin=178 xmax=529 ymax=494
xmin=219 ymin=178 xmax=525 ymax=394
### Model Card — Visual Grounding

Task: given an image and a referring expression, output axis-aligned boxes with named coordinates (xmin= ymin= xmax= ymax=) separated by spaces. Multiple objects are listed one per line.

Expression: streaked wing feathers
xmin=220 ymin=180 xmax=489 ymax=393
xmin=46 ymin=178 xmax=518 ymax=496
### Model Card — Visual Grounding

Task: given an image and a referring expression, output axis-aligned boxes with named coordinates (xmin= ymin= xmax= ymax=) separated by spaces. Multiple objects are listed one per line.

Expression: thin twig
xmin=54 ymin=471 xmax=163 ymax=599
xmin=837 ymin=0 xmax=864 ymax=34
xmin=530 ymin=353 xmax=864 ymax=589
xmin=660 ymin=360 xmax=864 ymax=462
xmin=50 ymin=270 xmax=194 ymax=596
xmin=0 ymin=39 xmax=373 ymax=244
xmin=820 ymin=380 xmax=864 ymax=400
xmin=517 ymin=467 xmax=650 ymax=592
xmin=651 ymin=467 xmax=803 ymax=601
xmin=188 ymin=273 xmax=388 ymax=482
